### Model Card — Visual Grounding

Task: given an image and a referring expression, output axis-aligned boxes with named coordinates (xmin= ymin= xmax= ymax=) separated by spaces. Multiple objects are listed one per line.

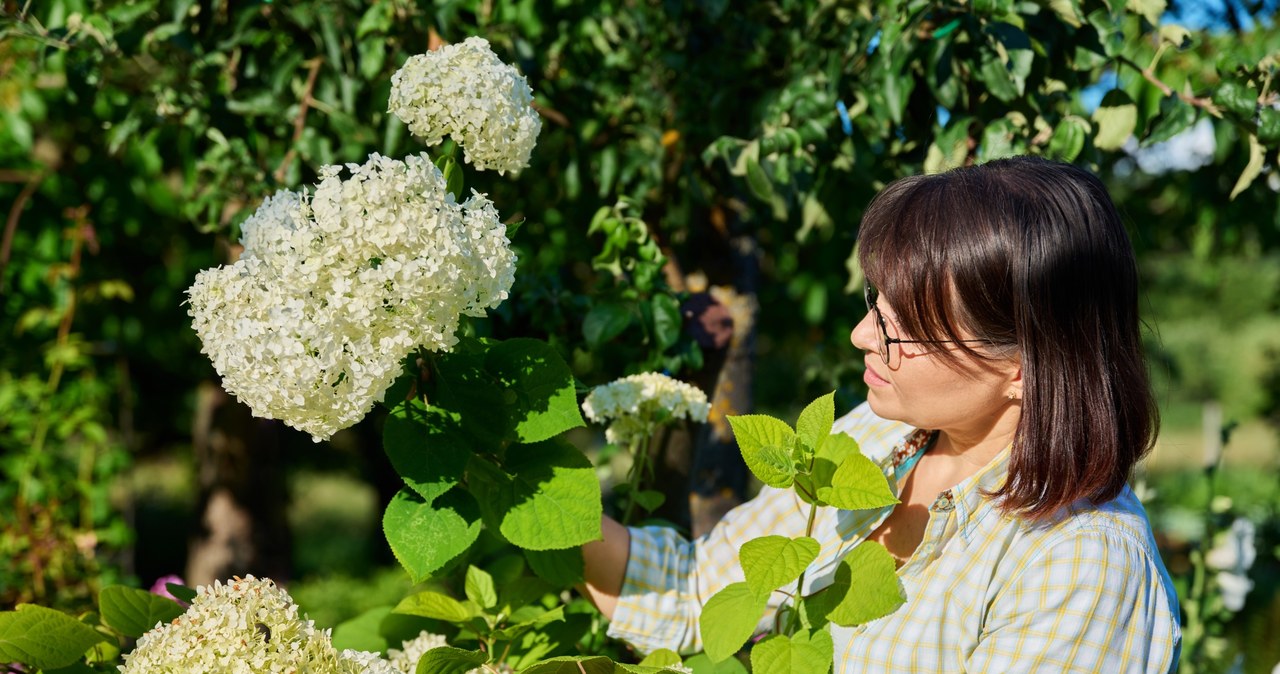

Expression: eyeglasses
xmin=863 ymin=280 xmax=989 ymax=366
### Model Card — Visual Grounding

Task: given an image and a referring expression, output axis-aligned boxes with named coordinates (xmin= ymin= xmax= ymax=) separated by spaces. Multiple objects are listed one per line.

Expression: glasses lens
xmin=864 ymin=281 xmax=892 ymax=366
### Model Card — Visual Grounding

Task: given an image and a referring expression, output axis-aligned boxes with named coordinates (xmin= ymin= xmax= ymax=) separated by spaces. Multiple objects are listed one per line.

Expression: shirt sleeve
xmin=606 ymin=486 xmax=811 ymax=654
xmin=964 ymin=526 xmax=1182 ymax=674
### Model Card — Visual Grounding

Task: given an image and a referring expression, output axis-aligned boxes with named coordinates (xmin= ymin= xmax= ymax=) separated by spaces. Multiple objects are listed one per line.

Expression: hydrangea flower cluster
xmin=389 ymin=36 xmax=542 ymax=174
xmin=581 ymin=372 xmax=711 ymax=446
xmin=120 ymin=575 xmax=394 ymax=673
xmin=387 ymin=631 xmax=514 ymax=673
xmin=187 ymin=153 xmax=516 ymax=441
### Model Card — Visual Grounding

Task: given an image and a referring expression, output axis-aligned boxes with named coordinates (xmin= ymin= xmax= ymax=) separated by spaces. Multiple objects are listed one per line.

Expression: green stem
xmin=620 ymin=434 xmax=648 ymax=525
xmin=786 ymin=502 xmax=820 ymax=635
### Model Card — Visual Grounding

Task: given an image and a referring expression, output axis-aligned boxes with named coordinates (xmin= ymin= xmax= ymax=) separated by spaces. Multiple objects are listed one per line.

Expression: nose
xmin=850 ymin=311 xmax=880 ymax=355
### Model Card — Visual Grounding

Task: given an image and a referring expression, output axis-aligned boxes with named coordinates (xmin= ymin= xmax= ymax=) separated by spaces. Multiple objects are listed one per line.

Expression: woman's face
xmin=850 ymin=291 xmax=1021 ymax=436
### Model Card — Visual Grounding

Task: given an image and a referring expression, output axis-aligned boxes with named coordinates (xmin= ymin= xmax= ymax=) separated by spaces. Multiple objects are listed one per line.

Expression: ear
xmin=1006 ymin=365 xmax=1023 ymax=401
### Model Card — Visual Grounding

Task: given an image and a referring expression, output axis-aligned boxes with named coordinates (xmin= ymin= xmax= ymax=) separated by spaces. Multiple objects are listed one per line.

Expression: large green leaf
xmin=795 ymin=432 xmax=862 ymax=506
xmin=524 ymin=547 xmax=585 ymax=587
xmin=651 ymin=294 xmax=682 ymax=351
xmin=465 ymin=566 xmax=497 ymax=609
xmin=505 ymin=613 xmax=593 ymax=671
xmin=818 ymin=542 xmax=906 ymax=627
xmin=0 ymin=604 xmax=107 ymax=670
xmin=1047 ymin=116 xmax=1089 ymax=162
xmin=486 ymin=338 xmax=585 ymax=444
xmin=332 ymin=606 xmax=391 ymax=652
xmin=393 ymin=591 xmax=476 ymax=623
xmin=416 ymin=647 xmax=489 ymax=674
xmin=638 ymin=649 xmax=683 ymax=667
xmin=383 ymin=488 xmax=482 ymax=583
xmin=816 ymin=452 xmax=898 ymax=510
xmin=433 ymin=344 xmax=509 ymax=448
xmin=739 ymin=535 xmax=820 ymax=595
xmin=520 ymin=655 xmax=617 ymax=674
xmin=494 ymin=438 xmax=602 ymax=550
xmin=750 ymin=630 xmax=834 ymax=674
xmin=584 ymin=302 xmax=635 ymax=350
xmin=727 ymin=415 xmax=799 ymax=488
xmin=795 ymin=392 xmax=834 ymax=454
xmin=699 ymin=582 xmax=768 ymax=663
xmin=383 ymin=400 xmax=471 ymax=504
xmin=682 ymin=652 xmax=749 ymax=673
xmin=97 ymin=585 xmax=184 ymax=638
xmin=1091 ymin=89 xmax=1137 ymax=151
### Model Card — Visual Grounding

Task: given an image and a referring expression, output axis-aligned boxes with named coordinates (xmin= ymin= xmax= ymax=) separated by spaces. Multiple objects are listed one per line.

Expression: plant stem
xmin=787 ymin=502 xmax=820 ymax=635
xmin=620 ymin=434 xmax=647 ymax=525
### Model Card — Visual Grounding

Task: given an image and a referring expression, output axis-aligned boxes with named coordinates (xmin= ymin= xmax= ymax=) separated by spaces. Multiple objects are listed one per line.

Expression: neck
xmin=931 ymin=405 xmax=1020 ymax=473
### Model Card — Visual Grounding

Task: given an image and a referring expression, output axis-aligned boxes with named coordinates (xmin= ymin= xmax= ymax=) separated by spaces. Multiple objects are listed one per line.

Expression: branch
xmin=272 ymin=57 xmax=324 ymax=185
xmin=0 ymin=169 xmax=45 ymax=293
xmin=1118 ymin=56 xmax=1222 ymax=116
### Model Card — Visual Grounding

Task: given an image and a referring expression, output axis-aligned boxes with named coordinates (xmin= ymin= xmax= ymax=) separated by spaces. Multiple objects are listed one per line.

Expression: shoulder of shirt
xmin=830 ymin=400 xmax=913 ymax=463
xmin=1013 ymin=486 xmax=1162 ymax=561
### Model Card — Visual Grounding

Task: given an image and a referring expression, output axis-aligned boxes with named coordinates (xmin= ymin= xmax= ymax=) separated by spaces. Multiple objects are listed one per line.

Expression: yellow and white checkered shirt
xmin=608 ymin=403 xmax=1181 ymax=673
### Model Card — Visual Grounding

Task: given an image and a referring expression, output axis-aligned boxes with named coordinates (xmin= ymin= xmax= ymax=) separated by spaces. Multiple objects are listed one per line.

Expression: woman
xmin=581 ymin=156 xmax=1181 ymax=673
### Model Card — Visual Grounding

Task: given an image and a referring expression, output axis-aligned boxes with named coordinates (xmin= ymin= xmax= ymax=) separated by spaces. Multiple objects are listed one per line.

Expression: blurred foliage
xmin=2 ymin=0 xmax=1280 ymax=668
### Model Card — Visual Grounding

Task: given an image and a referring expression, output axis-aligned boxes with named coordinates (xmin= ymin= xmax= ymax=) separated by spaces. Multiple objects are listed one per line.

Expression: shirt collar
xmin=882 ymin=428 xmax=1012 ymax=543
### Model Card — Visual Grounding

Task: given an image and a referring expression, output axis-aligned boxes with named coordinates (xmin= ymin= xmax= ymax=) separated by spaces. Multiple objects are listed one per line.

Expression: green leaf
xmin=1215 ymin=81 xmax=1257 ymax=119
xmin=97 ymin=585 xmax=184 ymax=638
xmin=495 ymin=438 xmax=603 ymax=550
xmin=520 ymin=655 xmax=616 ymax=674
xmin=750 ymin=630 xmax=834 ymax=674
xmin=164 ymin=583 xmax=196 ymax=604
xmin=817 ymin=542 xmax=906 ymax=627
xmin=699 ymin=582 xmax=768 ymax=663
xmin=383 ymin=401 xmax=471 ymax=504
xmin=816 ymin=452 xmax=898 ymax=510
xmin=795 ymin=392 xmax=835 ymax=454
xmin=1047 ymin=0 xmax=1083 ymax=26
xmin=977 ymin=47 xmax=1018 ymax=103
xmin=583 ymin=302 xmax=635 ymax=350
xmin=505 ymin=613 xmax=593 ymax=671
xmin=383 ymin=488 xmax=482 ymax=583
xmin=465 ymin=566 xmax=498 ymax=609
xmin=1047 ymin=116 xmax=1090 ymax=162
xmin=651 ymin=294 xmax=682 ymax=351
xmin=0 ymin=604 xmax=107 ymax=669
xmin=492 ymin=605 xmax=566 ymax=640
xmin=638 ymin=649 xmax=683 ymax=667
xmin=1144 ymin=98 xmax=1196 ymax=146
xmin=795 ymin=432 xmax=862 ymax=506
xmin=1091 ymin=89 xmax=1137 ymax=151
xmin=415 ymin=647 xmax=489 ymax=674
xmin=739 ymin=535 xmax=821 ymax=595
xmin=977 ymin=118 xmax=1017 ymax=162
xmin=632 ymin=489 xmax=666 ymax=513
xmin=682 ymin=652 xmax=749 ymax=673
xmin=442 ymin=157 xmax=465 ymax=199
xmin=1125 ymin=0 xmax=1166 ymax=25
xmin=524 ymin=547 xmax=585 ymax=586
xmin=393 ymin=591 xmax=475 ymax=623
xmin=487 ymin=338 xmax=586 ymax=444
xmin=1258 ymin=108 xmax=1280 ymax=144
xmin=727 ymin=414 xmax=800 ymax=488
xmin=433 ymin=344 xmax=509 ymax=448
xmin=332 ymin=606 xmax=391 ymax=652
xmin=744 ymin=155 xmax=775 ymax=203
xmin=1231 ymin=133 xmax=1265 ymax=200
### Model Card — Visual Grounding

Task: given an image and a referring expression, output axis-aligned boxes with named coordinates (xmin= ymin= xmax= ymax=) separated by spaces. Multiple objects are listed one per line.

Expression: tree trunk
xmin=186 ymin=381 xmax=291 ymax=585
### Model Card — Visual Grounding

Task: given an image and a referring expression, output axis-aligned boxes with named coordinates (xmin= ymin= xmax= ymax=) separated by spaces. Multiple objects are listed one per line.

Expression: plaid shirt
xmin=608 ymin=403 xmax=1181 ymax=673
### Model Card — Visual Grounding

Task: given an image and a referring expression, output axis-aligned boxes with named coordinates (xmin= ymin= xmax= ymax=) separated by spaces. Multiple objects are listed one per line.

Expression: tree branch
xmin=1119 ymin=56 xmax=1222 ymax=116
xmin=272 ymin=57 xmax=324 ymax=185
xmin=0 ymin=169 xmax=46 ymax=293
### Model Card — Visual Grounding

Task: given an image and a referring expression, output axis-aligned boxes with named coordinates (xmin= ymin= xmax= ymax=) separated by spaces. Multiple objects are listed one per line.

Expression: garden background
xmin=3 ymin=0 xmax=1280 ymax=671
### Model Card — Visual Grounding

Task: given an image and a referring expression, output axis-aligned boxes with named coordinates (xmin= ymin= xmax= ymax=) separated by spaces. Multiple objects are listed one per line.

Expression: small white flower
xmin=1215 ymin=570 xmax=1254 ymax=612
xmin=187 ymin=153 xmax=516 ymax=441
xmin=387 ymin=631 xmax=451 ymax=673
xmin=389 ymin=37 xmax=542 ymax=175
xmin=582 ymin=372 xmax=710 ymax=446
xmin=1206 ymin=518 xmax=1257 ymax=573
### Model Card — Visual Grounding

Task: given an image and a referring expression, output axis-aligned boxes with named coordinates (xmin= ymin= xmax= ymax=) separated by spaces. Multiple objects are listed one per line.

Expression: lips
xmin=864 ymin=359 xmax=890 ymax=387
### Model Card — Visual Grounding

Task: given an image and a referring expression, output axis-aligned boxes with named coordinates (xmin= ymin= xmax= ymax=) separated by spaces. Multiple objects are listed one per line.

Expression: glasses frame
xmin=863 ymin=280 xmax=989 ymax=365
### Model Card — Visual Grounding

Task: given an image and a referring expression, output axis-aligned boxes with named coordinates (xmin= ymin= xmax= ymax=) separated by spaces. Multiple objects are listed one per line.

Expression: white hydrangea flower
xmin=120 ymin=575 xmax=354 ymax=673
xmin=387 ymin=631 xmax=450 ymax=673
xmin=582 ymin=372 xmax=710 ymax=446
xmin=386 ymin=631 xmax=513 ymax=674
xmin=389 ymin=36 xmax=542 ymax=174
xmin=339 ymin=648 xmax=402 ymax=674
xmin=187 ymin=153 xmax=516 ymax=441
xmin=1215 ymin=570 xmax=1254 ymax=612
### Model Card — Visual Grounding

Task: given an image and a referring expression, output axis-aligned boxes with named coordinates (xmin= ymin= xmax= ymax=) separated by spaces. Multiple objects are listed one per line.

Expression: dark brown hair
xmin=857 ymin=155 xmax=1158 ymax=521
